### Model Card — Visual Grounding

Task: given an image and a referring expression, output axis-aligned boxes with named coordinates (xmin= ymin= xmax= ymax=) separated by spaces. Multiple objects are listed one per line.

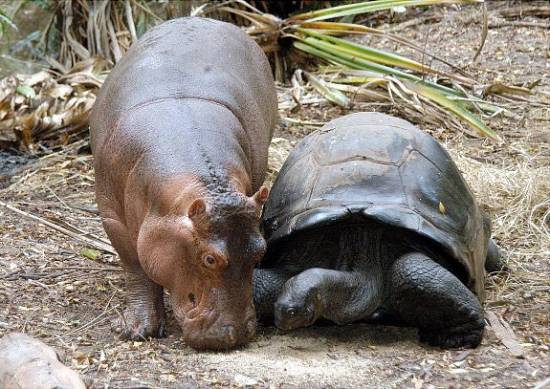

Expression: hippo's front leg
xmin=274 ymin=268 xmax=384 ymax=330
xmin=117 ymin=271 xmax=166 ymax=340
xmin=103 ymin=218 xmax=166 ymax=340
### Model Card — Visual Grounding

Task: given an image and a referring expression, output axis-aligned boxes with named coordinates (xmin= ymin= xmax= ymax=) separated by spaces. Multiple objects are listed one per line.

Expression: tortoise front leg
xmin=389 ymin=252 xmax=485 ymax=348
xmin=274 ymin=268 xmax=384 ymax=330
xmin=253 ymin=268 xmax=293 ymax=323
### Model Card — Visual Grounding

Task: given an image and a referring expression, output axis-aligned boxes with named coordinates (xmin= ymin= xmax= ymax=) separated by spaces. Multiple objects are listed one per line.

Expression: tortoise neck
xmin=333 ymin=223 xmax=386 ymax=315
xmin=336 ymin=223 xmax=383 ymax=267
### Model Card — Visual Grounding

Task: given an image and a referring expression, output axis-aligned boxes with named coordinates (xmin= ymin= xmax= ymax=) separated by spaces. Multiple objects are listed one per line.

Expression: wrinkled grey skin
xmin=253 ymin=113 xmax=503 ymax=349
xmin=254 ymin=223 xmax=501 ymax=348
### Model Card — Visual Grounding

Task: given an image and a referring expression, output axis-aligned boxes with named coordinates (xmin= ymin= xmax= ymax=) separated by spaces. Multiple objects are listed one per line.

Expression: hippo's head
xmin=137 ymin=186 xmax=269 ymax=350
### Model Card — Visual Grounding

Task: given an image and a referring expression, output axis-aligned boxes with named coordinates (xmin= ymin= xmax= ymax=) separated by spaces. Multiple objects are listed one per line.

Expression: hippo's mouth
xmin=180 ymin=312 xmax=256 ymax=350
xmin=171 ymin=292 xmax=256 ymax=350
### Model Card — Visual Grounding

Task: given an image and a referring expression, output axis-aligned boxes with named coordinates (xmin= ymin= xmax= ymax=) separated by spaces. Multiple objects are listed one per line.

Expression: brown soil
xmin=1 ymin=3 xmax=549 ymax=388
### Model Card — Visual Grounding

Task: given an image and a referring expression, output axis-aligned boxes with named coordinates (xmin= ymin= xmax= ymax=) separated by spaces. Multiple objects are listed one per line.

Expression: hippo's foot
xmin=114 ymin=304 xmax=166 ymax=340
xmin=114 ymin=274 xmax=166 ymax=340
xmin=390 ymin=252 xmax=485 ymax=349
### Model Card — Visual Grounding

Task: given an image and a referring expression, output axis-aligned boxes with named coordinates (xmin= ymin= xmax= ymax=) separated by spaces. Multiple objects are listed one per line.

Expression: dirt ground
xmin=1 ymin=3 xmax=549 ymax=388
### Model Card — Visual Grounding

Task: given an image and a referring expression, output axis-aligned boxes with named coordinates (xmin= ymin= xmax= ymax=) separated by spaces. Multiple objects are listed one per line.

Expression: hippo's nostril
xmin=223 ymin=325 xmax=237 ymax=345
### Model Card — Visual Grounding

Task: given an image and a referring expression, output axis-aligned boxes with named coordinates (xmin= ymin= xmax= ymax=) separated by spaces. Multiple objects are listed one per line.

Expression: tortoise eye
xmin=202 ymin=254 xmax=217 ymax=269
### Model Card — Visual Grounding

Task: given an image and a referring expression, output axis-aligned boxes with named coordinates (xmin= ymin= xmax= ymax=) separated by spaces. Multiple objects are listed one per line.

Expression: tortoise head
xmin=273 ymin=271 xmax=325 ymax=331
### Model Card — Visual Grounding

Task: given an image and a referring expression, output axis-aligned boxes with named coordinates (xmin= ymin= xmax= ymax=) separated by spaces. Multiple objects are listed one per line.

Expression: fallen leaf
xmin=81 ymin=248 xmax=101 ymax=260
xmin=484 ymin=82 xmax=532 ymax=97
xmin=16 ymin=85 xmax=36 ymax=99
xmin=486 ymin=311 xmax=525 ymax=358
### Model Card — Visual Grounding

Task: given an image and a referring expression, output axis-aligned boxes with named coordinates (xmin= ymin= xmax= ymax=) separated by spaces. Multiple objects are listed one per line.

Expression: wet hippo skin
xmin=90 ymin=17 xmax=277 ymax=350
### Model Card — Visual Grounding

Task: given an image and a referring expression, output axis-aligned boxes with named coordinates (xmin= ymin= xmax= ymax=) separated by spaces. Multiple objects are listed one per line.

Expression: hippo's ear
xmin=187 ymin=198 xmax=206 ymax=219
xmin=252 ymin=186 xmax=269 ymax=206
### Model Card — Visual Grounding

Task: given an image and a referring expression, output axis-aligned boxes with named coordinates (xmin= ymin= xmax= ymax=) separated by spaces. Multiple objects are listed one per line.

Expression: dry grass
xmin=1 ymin=82 xmax=548 ymax=387
xmin=0 ymin=2 xmax=549 ymax=388
xmin=448 ymin=137 xmax=549 ymax=342
xmin=2 ymin=1 xmax=541 ymax=150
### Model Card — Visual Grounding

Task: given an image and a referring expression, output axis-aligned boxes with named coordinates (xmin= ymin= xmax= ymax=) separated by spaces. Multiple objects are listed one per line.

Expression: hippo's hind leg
xmin=103 ymin=217 xmax=166 ymax=340
xmin=389 ymin=253 xmax=485 ymax=348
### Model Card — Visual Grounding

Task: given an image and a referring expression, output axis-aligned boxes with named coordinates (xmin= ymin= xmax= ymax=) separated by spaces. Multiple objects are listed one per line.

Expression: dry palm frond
xmin=193 ymin=0 xmax=547 ymax=140
xmin=3 ymin=0 xmax=547 ymax=150
xmin=0 ymin=57 xmax=107 ymax=150
xmin=0 ymin=6 xmax=17 ymax=40
xmin=34 ymin=0 xmax=188 ymax=71
xmin=284 ymin=65 xmax=509 ymax=138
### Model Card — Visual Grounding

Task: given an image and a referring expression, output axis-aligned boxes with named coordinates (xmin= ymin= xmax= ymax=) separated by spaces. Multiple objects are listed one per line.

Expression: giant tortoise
xmin=253 ymin=112 xmax=502 ymax=348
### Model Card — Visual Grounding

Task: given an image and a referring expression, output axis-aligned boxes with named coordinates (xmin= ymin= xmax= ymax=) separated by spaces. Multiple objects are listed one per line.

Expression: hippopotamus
xmin=90 ymin=17 xmax=277 ymax=350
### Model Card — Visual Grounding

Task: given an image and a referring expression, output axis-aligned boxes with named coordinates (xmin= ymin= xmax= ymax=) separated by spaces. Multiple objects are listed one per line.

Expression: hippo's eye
xmin=202 ymin=254 xmax=217 ymax=268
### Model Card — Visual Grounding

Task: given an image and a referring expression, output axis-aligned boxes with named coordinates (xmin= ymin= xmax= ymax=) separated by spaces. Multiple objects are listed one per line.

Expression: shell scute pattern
xmin=261 ymin=113 xmax=489 ymax=297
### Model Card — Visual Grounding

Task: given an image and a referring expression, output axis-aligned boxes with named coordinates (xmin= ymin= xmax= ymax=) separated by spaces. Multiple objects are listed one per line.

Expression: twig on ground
xmin=533 ymin=377 xmax=550 ymax=389
xmin=68 ymin=293 xmax=119 ymax=335
xmin=281 ymin=117 xmax=325 ymax=127
xmin=489 ymin=21 xmax=550 ymax=29
xmin=499 ymin=6 xmax=550 ymax=19
xmin=471 ymin=3 xmax=488 ymax=63
xmin=384 ymin=14 xmax=443 ymax=33
xmin=0 ymin=200 xmax=115 ymax=254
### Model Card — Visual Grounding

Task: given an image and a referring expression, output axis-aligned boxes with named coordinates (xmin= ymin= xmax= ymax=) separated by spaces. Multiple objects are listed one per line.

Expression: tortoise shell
xmin=262 ymin=113 xmax=489 ymax=299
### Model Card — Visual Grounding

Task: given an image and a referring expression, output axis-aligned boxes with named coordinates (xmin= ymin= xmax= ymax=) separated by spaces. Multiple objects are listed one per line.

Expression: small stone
xmin=234 ymin=373 xmax=258 ymax=387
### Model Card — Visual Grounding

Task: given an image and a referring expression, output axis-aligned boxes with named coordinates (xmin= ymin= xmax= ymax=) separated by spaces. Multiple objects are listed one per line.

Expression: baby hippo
xmin=254 ymin=113 xmax=502 ymax=348
xmin=90 ymin=17 xmax=277 ymax=350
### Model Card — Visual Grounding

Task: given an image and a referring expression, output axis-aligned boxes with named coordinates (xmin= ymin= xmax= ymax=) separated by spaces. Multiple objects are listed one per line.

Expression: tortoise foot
xmin=419 ymin=319 xmax=484 ymax=348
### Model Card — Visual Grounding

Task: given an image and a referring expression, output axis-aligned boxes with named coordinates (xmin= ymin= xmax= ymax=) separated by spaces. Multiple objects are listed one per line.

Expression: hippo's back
xmin=90 ymin=17 xmax=277 ymax=187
